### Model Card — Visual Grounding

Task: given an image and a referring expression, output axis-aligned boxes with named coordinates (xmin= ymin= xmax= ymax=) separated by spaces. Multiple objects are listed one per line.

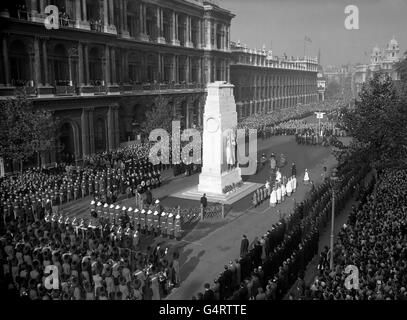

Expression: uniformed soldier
xmin=174 ymin=214 xmax=181 ymax=239
xmin=167 ymin=213 xmax=174 ymax=238
xmin=160 ymin=211 xmax=167 ymax=236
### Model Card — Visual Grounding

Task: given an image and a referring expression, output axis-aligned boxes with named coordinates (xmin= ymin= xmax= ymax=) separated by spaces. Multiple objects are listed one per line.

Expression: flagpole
xmin=304 ymin=38 xmax=306 ymax=58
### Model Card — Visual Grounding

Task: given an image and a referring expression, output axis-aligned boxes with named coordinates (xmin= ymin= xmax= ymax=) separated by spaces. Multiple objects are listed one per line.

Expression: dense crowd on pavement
xmin=304 ymin=169 xmax=407 ymax=300
xmin=0 ymin=143 xmax=162 ymax=229
xmin=237 ymin=99 xmax=350 ymax=136
xmin=191 ymin=159 xmax=369 ymax=300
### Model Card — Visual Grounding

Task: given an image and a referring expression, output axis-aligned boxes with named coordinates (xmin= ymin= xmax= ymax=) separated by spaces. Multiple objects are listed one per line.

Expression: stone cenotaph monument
xmin=172 ymin=81 xmax=260 ymax=205
xmin=198 ymin=81 xmax=242 ymax=194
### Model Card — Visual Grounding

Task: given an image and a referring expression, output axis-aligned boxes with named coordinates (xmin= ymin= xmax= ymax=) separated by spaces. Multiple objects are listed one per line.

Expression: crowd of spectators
xmin=306 ymin=169 xmax=407 ymax=300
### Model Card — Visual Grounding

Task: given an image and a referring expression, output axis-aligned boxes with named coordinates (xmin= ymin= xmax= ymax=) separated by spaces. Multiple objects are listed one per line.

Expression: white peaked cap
xmin=168 ymin=213 xmax=173 ymax=218
xmin=103 ymin=203 xmax=109 ymax=208
xmin=128 ymin=207 xmax=133 ymax=212
xmin=122 ymin=206 xmax=127 ymax=211
xmin=90 ymin=200 xmax=95 ymax=205
xmin=141 ymin=209 xmax=145 ymax=214
xmin=97 ymin=202 xmax=102 ymax=206
xmin=153 ymin=211 xmax=158 ymax=215
xmin=176 ymin=214 xmax=180 ymax=219
xmin=134 ymin=208 xmax=139 ymax=213
xmin=110 ymin=204 xmax=115 ymax=209
xmin=147 ymin=210 xmax=152 ymax=214
xmin=155 ymin=199 xmax=160 ymax=204
xmin=115 ymin=205 xmax=121 ymax=210
xmin=161 ymin=212 xmax=166 ymax=216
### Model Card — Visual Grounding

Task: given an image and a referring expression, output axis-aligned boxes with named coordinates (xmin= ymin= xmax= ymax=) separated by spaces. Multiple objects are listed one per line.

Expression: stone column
xmin=33 ymin=38 xmax=41 ymax=87
xmin=213 ymin=21 xmax=217 ymax=49
xmin=82 ymin=0 xmax=87 ymax=22
xmin=171 ymin=11 xmax=179 ymax=45
xmin=107 ymin=106 xmax=115 ymax=150
xmin=109 ymin=0 xmax=114 ymax=26
xmin=2 ymin=37 xmax=10 ymax=86
xmin=84 ymin=43 xmax=89 ymax=85
xmin=197 ymin=18 xmax=202 ymax=49
xmin=39 ymin=0 xmax=45 ymax=13
xmin=103 ymin=0 xmax=109 ymax=29
xmin=30 ymin=0 xmax=38 ymax=15
xmin=185 ymin=98 xmax=190 ymax=128
xmin=110 ymin=47 xmax=116 ymax=84
xmin=156 ymin=6 xmax=165 ymax=43
xmin=185 ymin=16 xmax=192 ymax=47
xmin=139 ymin=3 xmax=144 ymax=34
xmin=42 ymin=39 xmax=49 ymax=85
xmin=105 ymin=45 xmax=111 ymax=85
xmin=88 ymin=108 xmax=95 ymax=154
xmin=75 ymin=0 xmax=82 ymax=24
xmin=205 ymin=19 xmax=211 ymax=49
xmin=81 ymin=109 xmax=89 ymax=156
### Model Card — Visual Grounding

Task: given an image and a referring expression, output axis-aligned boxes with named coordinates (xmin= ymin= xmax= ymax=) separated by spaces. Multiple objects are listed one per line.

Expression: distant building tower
xmin=371 ymin=45 xmax=382 ymax=65
xmin=385 ymin=36 xmax=400 ymax=62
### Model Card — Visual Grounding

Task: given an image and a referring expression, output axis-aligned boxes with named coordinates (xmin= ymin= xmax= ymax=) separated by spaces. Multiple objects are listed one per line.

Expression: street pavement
xmin=166 ymin=136 xmax=337 ymax=300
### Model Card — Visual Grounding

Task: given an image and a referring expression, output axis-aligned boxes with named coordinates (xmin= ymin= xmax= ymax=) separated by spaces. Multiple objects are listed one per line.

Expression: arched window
xmin=9 ymin=40 xmax=30 ymax=86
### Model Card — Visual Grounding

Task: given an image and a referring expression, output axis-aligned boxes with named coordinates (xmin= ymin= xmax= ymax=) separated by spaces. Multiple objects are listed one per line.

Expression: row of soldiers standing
xmin=0 ymin=158 xmax=161 ymax=229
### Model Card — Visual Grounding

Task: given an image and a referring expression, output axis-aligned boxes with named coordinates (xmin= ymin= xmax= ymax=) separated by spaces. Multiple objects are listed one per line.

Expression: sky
xmin=219 ymin=0 xmax=407 ymax=67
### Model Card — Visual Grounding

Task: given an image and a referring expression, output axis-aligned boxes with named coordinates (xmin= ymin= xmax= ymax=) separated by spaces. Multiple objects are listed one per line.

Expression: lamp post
xmin=329 ymin=167 xmax=339 ymax=270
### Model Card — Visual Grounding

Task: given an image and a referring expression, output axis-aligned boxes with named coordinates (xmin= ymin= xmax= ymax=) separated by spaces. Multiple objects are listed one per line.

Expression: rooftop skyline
xmin=220 ymin=0 xmax=407 ymax=66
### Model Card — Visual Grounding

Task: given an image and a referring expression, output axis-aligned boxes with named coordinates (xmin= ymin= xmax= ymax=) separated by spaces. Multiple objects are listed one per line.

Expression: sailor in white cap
xmin=90 ymin=200 xmax=96 ymax=212
xmin=115 ymin=205 xmax=121 ymax=224
xmin=174 ymin=213 xmax=181 ymax=239
xmin=140 ymin=209 xmax=146 ymax=233
xmin=133 ymin=208 xmax=140 ymax=229
xmin=146 ymin=209 xmax=153 ymax=234
xmin=167 ymin=212 xmax=174 ymax=238
xmin=160 ymin=211 xmax=167 ymax=236
xmin=153 ymin=210 xmax=160 ymax=236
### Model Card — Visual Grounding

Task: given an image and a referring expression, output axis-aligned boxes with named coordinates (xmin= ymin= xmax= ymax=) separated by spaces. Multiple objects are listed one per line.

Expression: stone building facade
xmin=0 ymin=0 xmax=234 ymax=164
xmin=229 ymin=42 xmax=318 ymax=120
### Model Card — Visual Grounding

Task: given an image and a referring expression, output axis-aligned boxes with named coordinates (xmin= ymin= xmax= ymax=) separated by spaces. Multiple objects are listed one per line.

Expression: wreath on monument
xmin=222 ymin=180 xmax=244 ymax=194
